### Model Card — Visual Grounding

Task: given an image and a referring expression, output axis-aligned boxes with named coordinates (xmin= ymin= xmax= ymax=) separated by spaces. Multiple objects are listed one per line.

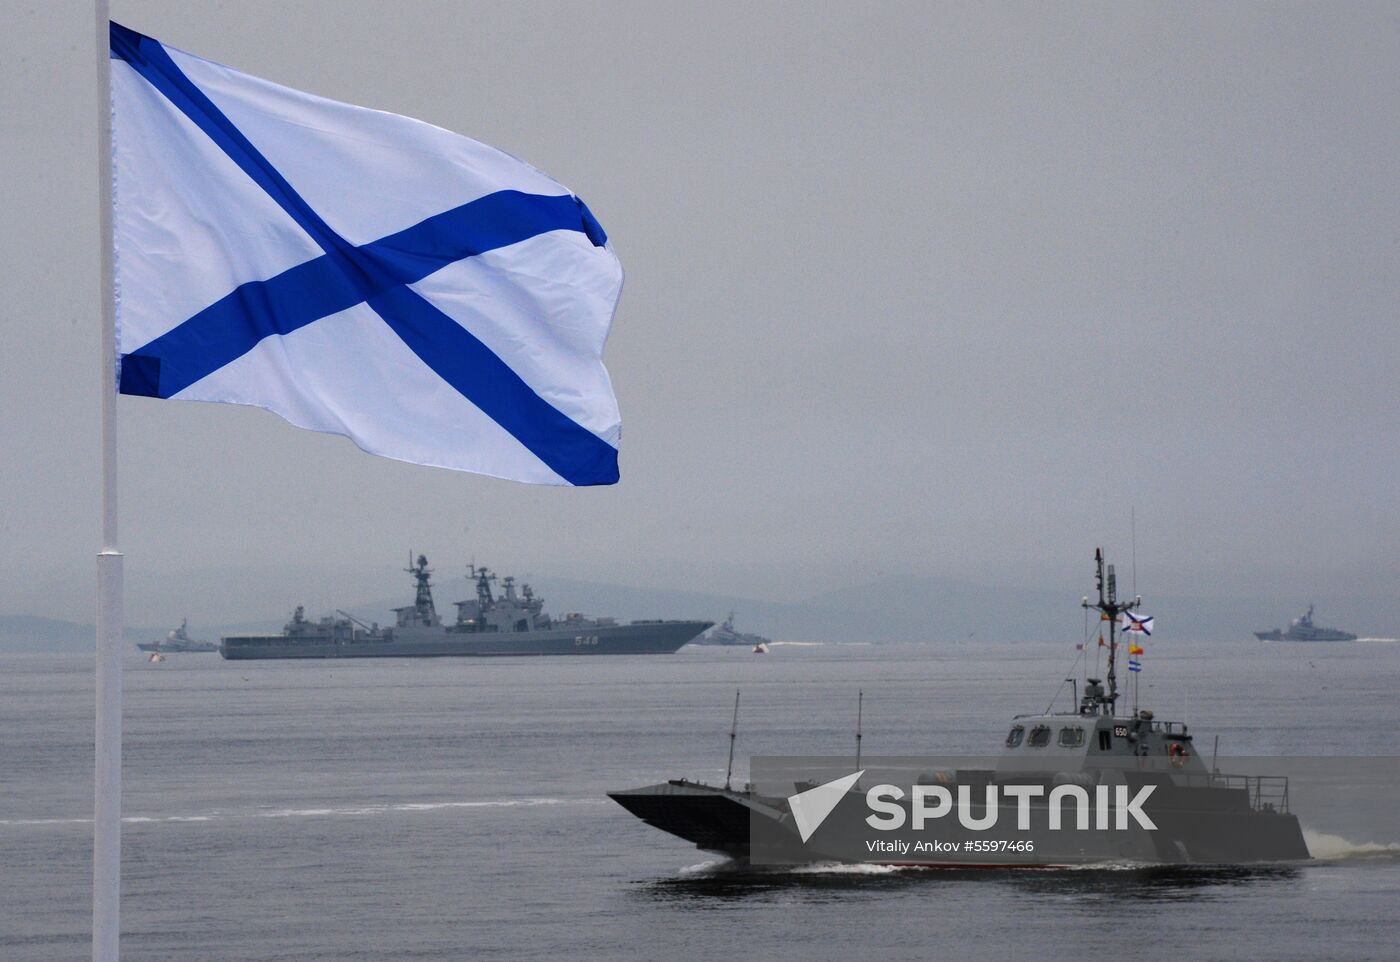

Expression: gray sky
xmin=2 ymin=1 xmax=1397 ymax=626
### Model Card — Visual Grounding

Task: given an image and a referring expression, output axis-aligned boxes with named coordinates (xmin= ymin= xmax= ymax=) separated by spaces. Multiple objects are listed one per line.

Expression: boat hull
xmin=1254 ymin=631 xmax=1356 ymax=642
xmin=608 ymin=777 xmax=1312 ymax=867
xmin=691 ymin=633 xmax=772 ymax=647
xmin=220 ymin=620 xmax=711 ymax=660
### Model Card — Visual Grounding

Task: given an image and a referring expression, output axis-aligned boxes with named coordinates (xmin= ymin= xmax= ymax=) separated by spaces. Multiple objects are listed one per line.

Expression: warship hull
xmin=1254 ymin=605 xmax=1357 ymax=642
xmin=1253 ymin=630 xmax=1355 ymax=642
xmin=220 ymin=620 xmax=710 ymax=660
xmin=137 ymin=641 xmax=219 ymax=653
xmin=138 ymin=620 xmax=219 ymax=653
xmin=608 ymin=777 xmax=1311 ymax=867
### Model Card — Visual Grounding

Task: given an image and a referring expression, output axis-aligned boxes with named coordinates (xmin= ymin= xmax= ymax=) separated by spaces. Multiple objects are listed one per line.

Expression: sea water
xmin=3 ymin=639 xmax=1398 ymax=961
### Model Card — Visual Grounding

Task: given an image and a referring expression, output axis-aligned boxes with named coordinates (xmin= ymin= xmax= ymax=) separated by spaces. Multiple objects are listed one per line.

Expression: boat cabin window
xmin=1027 ymin=725 xmax=1052 ymax=748
xmin=1005 ymin=725 xmax=1025 ymax=748
xmin=1097 ymin=730 xmax=1112 ymax=751
xmin=1058 ymin=726 xmax=1085 ymax=748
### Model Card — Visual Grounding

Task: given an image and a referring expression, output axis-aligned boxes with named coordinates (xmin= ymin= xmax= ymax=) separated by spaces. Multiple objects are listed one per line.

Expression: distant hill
xmin=0 ymin=615 xmax=166 ymax=654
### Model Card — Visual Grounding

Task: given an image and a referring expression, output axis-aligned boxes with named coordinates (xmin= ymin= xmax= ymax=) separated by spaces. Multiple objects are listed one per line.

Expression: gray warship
xmin=609 ymin=549 xmax=1311 ymax=867
xmin=1254 ymin=604 xmax=1357 ymax=642
xmin=220 ymin=556 xmax=712 ymax=660
xmin=691 ymin=611 xmax=772 ymax=648
xmin=137 ymin=619 xmax=218 ymax=653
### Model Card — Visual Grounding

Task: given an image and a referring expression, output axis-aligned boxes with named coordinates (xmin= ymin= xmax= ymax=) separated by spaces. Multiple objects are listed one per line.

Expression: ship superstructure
xmin=220 ymin=555 xmax=711 ymax=659
xmin=692 ymin=611 xmax=772 ymax=648
xmin=137 ymin=618 xmax=218 ymax=653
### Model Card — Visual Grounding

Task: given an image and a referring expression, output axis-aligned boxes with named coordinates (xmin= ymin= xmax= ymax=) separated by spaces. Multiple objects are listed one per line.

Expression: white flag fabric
xmin=1117 ymin=612 xmax=1154 ymax=635
xmin=110 ymin=22 xmax=622 ymax=485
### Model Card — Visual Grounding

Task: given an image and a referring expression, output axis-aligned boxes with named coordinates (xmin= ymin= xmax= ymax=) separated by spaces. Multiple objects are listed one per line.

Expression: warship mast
xmin=470 ymin=564 xmax=497 ymax=609
xmin=1081 ymin=547 xmax=1140 ymax=712
xmin=405 ymin=553 xmax=437 ymax=626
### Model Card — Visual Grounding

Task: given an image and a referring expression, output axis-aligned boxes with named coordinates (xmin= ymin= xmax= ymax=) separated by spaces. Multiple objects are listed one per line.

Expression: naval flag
xmin=1118 ymin=612 xmax=1154 ymax=636
xmin=109 ymin=23 xmax=623 ymax=485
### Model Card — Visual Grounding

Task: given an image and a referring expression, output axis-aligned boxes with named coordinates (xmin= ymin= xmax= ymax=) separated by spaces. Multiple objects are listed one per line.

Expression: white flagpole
xmin=93 ymin=2 xmax=124 ymax=960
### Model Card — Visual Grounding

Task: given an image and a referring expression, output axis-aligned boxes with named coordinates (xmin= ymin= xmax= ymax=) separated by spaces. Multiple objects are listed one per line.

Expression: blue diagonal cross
xmin=111 ymin=22 xmax=618 ymax=485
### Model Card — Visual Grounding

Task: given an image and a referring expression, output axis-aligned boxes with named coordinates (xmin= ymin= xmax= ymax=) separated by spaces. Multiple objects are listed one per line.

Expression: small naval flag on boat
xmin=109 ymin=23 xmax=623 ymax=485
xmin=1118 ymin=612 xmax=1154 ymax=636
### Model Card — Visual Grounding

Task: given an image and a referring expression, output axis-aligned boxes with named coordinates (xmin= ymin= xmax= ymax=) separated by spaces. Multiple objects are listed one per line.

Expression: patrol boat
xmin=609 ymin=549 xmax=1311 ymax=866
xmin=220 ymin=556 xmax=712 ymax=659
xmin=691 ymin=611 xmax=772 ymax=648
xmin=1254 ymin=605 xmax=1357 ymax=642
xmin=137 ymin=619 xmax=218 ymax=653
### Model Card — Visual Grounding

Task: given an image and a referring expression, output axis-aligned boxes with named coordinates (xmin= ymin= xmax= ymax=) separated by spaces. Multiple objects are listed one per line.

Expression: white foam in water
xmin=255 ymin=797 xmax=577 ymax=819
xmin=673 ymin=858 xmax=905 ymax=877
xmin=0 ymin=797 xmax=590 ymax=828
xmin=789 ymin=861 xmax=904 ymax=875
xmin=678 ymin=857 xmax=733 ymax=874
xmin=1303 ymin=829 xmax=1400 ymax=860
xmin=1055 ymin=860 xmax=1154 ymax=871
xmin=0 ymin=817 xmax=92 ymax=827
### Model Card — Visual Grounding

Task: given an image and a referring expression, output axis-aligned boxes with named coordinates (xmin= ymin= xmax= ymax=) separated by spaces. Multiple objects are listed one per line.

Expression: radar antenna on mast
xmin=403 ymin=552 xmax=436 ymax=626
xmin=469 ymin=563 xmax=497 ymax=609
xmin=1081 ymin=547 xmax=1140 ymax=712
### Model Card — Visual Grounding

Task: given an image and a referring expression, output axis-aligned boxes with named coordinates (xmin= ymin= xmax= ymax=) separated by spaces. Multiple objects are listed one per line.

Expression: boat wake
xmin=251 ymin=798 xmax=587 ymax=819
xmin=671 ymin=857 xmax=909 ymax=879
xmin=1303 ymin=829 xmax=1400 ymax=861
xmin=677 ymin=858 xmax=736 ymax=875
xmin=0 ymin=797 xmax=602 ymax=828
xmin=789 ymin=861 xmax=904 ymax=875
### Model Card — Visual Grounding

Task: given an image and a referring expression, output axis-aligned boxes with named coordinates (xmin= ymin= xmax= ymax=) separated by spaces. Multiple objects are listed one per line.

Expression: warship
xmin=1254 ymin=605 xmax=1357 ymax=642
xmin=137 ymin=619 xmax=218 ymax=653
xmin=220 ymin=556 xmax=712 ymax=659
xmin=609 ymin=549 xmax=1311 ymax=867
xmin=691 ymin=611 xmax=772 ymax=648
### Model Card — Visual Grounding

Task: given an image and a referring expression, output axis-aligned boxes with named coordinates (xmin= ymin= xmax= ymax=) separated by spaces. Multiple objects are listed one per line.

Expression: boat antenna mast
xmin=1081 ymin=547 xmax=1140 ymax=714
xmin=724 ymin=689 xmax=740 ymax=790
xmin=855 ymin=690 xmax=864 ymax=773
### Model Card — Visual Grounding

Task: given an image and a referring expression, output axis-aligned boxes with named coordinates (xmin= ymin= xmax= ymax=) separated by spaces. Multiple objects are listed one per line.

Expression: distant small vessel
xmin=137 ymin=619 xmax=219 ymax=653
xmin=1254 ymin=605 xmax=1357 ymax=642
xmin=752 ymin=642 xmax=769 ymax=654
xmin=146 ymin=651 xmax=165 ymax=664
xmin=693 ymin=611 xmax=772 ymax=648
